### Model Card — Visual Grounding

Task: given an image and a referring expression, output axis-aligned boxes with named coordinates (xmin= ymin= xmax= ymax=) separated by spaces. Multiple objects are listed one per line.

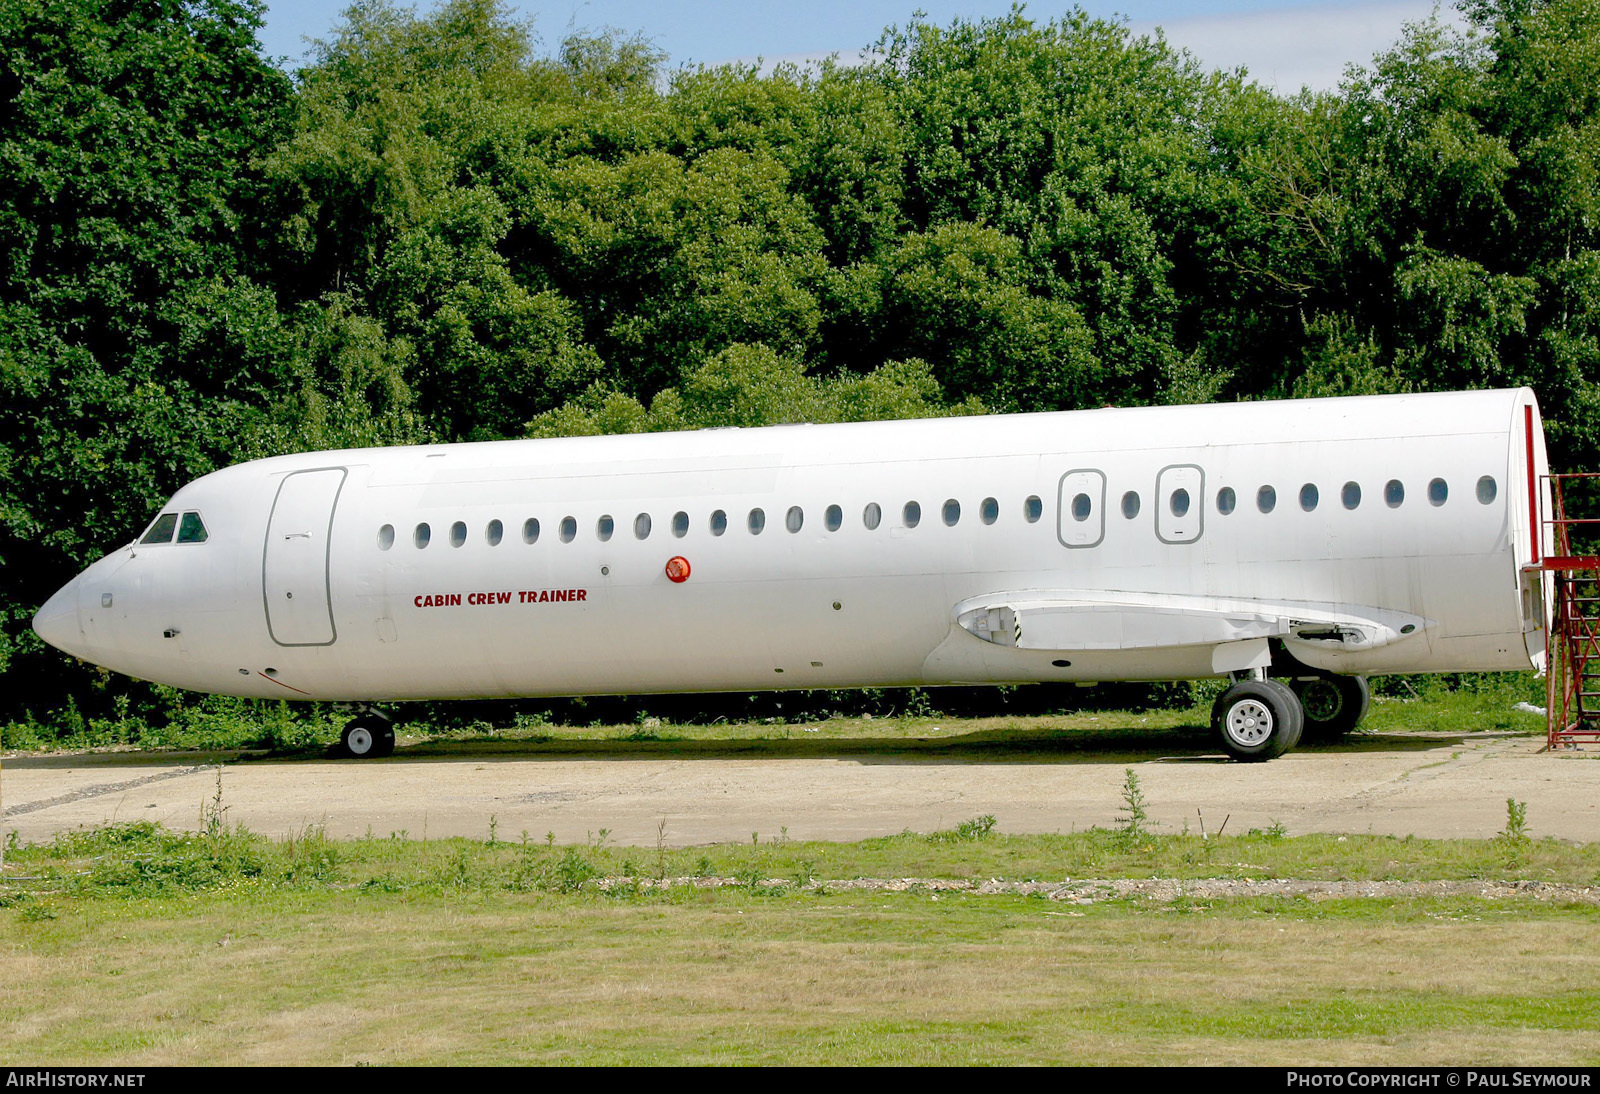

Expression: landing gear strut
xmin=1211 ymin=677 xmax=1304 ymax=761
xmin=340 ymin=710 xmax=395 ymax=758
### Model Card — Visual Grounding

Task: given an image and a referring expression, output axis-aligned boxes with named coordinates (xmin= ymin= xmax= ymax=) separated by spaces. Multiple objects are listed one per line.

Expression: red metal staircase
xmin=1534 ymin=472 xmax=1600 ymax=749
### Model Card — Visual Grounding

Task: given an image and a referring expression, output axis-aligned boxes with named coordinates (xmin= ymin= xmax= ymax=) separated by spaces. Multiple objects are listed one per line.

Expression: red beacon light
xmin=665 ymin=556 xmax=691 ymax=583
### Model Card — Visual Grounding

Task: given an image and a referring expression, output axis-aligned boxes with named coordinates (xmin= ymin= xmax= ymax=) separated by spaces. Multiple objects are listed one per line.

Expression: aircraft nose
xmin=33 ymin=575 xmax=84 ymax=657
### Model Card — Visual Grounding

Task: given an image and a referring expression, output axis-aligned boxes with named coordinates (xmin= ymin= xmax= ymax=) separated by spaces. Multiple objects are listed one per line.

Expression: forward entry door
xmin=263 ymin=467 xmax=346 ymax=646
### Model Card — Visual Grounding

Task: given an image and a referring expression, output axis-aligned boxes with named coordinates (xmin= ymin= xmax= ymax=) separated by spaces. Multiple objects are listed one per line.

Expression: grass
xmin=3 ymin=819 xmax=1599 ymax=1064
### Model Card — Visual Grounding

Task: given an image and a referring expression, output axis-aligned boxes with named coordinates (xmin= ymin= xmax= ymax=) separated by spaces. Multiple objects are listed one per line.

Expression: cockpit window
xmin=141 ymin=512 xmax=178 ymax=544
xmin=177 ymin=511 xmax=208 ymax=543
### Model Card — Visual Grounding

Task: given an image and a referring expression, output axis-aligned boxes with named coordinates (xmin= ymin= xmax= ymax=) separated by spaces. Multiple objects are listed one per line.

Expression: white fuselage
xmin=33 ymin=389 xmax=1553 ymax=702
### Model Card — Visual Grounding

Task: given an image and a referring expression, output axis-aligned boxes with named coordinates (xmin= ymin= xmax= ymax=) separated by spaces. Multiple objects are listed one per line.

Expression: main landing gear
xmin=340 ymin=709 xmax=395 ymax=758
xmin=1209 ymin=669 xmax=1371 ymax=760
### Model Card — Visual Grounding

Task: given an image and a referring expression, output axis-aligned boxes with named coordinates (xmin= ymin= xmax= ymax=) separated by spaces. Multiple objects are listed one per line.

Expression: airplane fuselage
xmin=34 ymin=389 xmax=1552 ymax=720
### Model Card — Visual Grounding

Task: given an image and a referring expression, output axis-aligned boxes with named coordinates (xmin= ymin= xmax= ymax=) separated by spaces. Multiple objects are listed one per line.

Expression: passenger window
xmin=786 ymin=506 xmax=803 ymax=533
xmin=597 ymin=515 xmax=614 ymax=541
xmin=1477 ymin=476 xmax=1497 ymax=504
xmin=1170 ymin=489 xmax=1190 ymax=517
xmin=903 ymin=501 xmax=921 ymax=528
xmin=523 ymin=518 xmax=540 ymax=544
xmin=414 ymin=523 xmax=431 ymax=549
xmin=635 ymin=513 xmax=652 ymax=540
xmin=748 ymin=508 xmax=765 ymax=535
xmin=710 ymin=510 xmax=727 ymax=536
xmin=1385 ymin=480 xmax=1404 ymax=508
xmin=672 ymin=511 xmax=689 ymax=538
xmin=141 ymin=513 xmax=178 ymax=545
xmin=1024 ymin=496 xmax=1042 ymax=523
xmin=863 ymin=503 xmax=882 ymax=530
xmin=943 ymin=499 xmax=960 ymax=526
xmin=486 ymin=519 xmax=503 ymax=546
xmin=378 ymin=524 xmax=395 ymax=550
xmin=825 ymin=505 xmax=843 ymax=531
xmin=559 ymin=516 xmax=576 ymax=543
xmin=1257 ymin=486 xmax=1276 ymax=514
xmin=1300 ymin=484 xmax=1318 ymax=512
xmin=980 ymin=497 xmax=999 ymax=525
xmin=1122 ymin=492 xmax=1141 ymax=519
xmin=1216 ymin=487 xmax=1236 ymax=516
xmin=1342 ymin=482 xmax=1361 ymax=510
xmin=1071 ymin=493 xmax=1092 ymax=522
xmin=450 ymin=521 xmax=467 ymax=547
xmin=177 ymin=511 xmax=208 ymax=543
xmin=1428 ymin=478 xmax=1448 ymax=506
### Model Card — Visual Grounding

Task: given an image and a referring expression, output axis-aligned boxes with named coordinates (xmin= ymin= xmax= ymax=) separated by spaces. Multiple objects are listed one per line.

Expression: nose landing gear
xmin=340 ymin=710 xmax=395 ymax=758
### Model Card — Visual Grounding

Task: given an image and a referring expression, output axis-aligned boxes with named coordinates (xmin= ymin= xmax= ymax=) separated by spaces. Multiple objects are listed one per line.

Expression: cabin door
xmin=263 ymin=467 xmax=346 ymax=646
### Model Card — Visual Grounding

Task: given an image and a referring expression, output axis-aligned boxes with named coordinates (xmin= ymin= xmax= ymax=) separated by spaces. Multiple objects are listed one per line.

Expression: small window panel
xmin=559 ymin=517 xmax=576 ymax=543
xmin=1122 ymin=492 xmax=1141 ymax=519
xmin=943 ymin=499 xmax=960 ymax=526
xmin=980 ymin=497 xmax=999 ymax=525
xmin=523 ymin=518 xmax=540 ymax=544
xmin=1428 ymin=478 xmax=1448 ymax=506
xmin=1477 ymin=476 xmax=1497 ymax=504
xmin=672 ymin=511 xmax=689 ymax=538
xmin=635 ymin=513 xmax=652 ymax=540
xmin=710 ymin=510 xmax=728 ymax=536
xmin=825 ymin=505 xmax=843 ymax=532
xmin=863 ymin=503 xmax=881 ymax=530
xmin=414 ymin=523 xmax=431 ymax=548
xmin=378 ymin=524 xmax=395 ymax=550
xmin=785 ymin=506 xmax=803 ymax=533
xmin=450 ymin=521 xmax=467 ymax=547
xmin=1342 ymin=482 xmax=1361 ymax=510
xmin=1258 ymin=486 xmax=1276 ymax=514
xmin=1299 ymin=484 xmax=1319 ymax=512
xmin=141 ymin=513 xmax=178 ymax=544
xmin=1216 ymin=488 xmax=1236 ymax=516
xmin=1385 ymin=480 xmax=1405 ymax=508
xmin=903 ymin=501 xmax=921 ymax=528
xmin=597 ymin=515 xmax=614 ymax=541
xmin=177 ymin=511 xmax=208 ymax=543
xmin=748 ymin=508 xmax=765 ymax=535
xmin=486 ymin=519 xmax=503 ymax=546
xmin=1024 ymin=496 xmax=1042 ymax=523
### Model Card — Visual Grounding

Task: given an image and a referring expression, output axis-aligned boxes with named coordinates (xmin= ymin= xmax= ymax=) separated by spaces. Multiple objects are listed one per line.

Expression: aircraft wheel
xmin=1290 ymin=675 xmax=1369 ymax=742
xmin=342 ymin=714 xmax=394 ymax=759
xmin=1212 ymin=678 xmax=1303 ymax=761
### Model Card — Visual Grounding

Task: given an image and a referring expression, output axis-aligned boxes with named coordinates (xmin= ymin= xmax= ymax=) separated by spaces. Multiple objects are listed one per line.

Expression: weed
xmin=17 ymin=901 xmax=57 ymax=923
xmin=1116 ymin=768 xmax=1150 ymax=845
xmin=551 ymin=848 xmax=599 ymax=893
xmin=928 ymin=814 xmax=997 ymax=843
xmin=1500 ymin=798 xmax=1530 ymax=844
xmin=1498 ymin=799 xmax=1531 ymax=869
xmin=201 ymin=765 xmax=228 ymax=840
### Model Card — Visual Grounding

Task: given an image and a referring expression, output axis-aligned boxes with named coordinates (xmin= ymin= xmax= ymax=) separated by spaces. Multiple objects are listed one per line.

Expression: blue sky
xmin=256 ymin=1 xmax=1463 ymax=93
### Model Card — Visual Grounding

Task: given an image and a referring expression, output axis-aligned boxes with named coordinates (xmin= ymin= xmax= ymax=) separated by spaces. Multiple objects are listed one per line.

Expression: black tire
xmin=341 ymin=714 xmax=393 ymax=759
xmin=1211 ymin=678 xmax=1304 ymax=761
xmin=1290 ymin=675 xmax=1369 ymax=743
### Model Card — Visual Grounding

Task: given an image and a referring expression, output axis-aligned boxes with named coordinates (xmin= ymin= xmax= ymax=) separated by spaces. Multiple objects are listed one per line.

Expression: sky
xmin=255 ymin=1 xmax=1467 ymax=94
